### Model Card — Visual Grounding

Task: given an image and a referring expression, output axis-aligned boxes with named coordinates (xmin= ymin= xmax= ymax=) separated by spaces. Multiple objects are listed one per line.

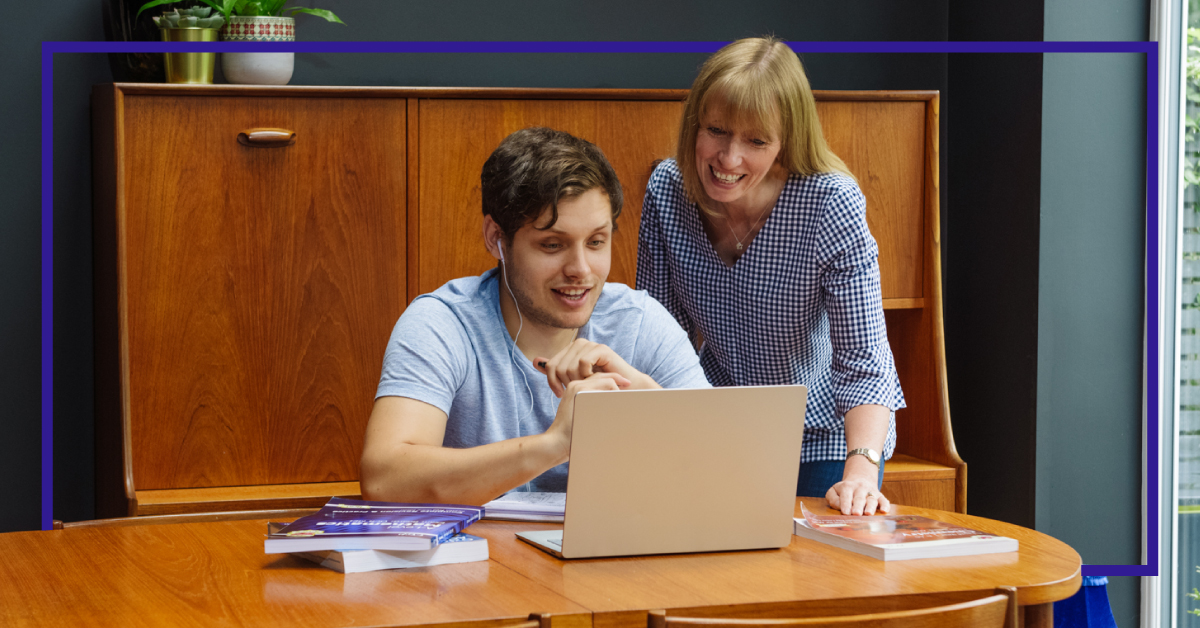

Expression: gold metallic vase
xmin=161 ymin=28 xmax=218 ymax=84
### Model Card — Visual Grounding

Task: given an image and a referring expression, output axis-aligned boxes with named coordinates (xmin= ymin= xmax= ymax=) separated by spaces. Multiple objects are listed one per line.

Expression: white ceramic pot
xmin=220 ymin=16 xmax=295 ymax=85
xmin=222 ymin=51 xmax=294 ymax=85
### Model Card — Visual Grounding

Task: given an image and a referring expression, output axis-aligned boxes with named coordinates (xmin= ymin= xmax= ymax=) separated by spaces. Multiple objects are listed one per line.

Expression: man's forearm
xmin=361 ymin=433 xmax=564 ymax=506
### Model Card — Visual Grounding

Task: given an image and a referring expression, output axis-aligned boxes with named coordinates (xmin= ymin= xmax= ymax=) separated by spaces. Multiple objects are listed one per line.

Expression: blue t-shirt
xmin=376 ymin=268 xmax=711 ymax=492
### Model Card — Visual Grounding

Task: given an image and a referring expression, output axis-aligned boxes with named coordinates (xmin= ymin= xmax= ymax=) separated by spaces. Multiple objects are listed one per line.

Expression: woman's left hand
xmin=826 ymin=474 xmax=890 ymax=516
xmin=832 ymin=405 xmax=892 ymax=515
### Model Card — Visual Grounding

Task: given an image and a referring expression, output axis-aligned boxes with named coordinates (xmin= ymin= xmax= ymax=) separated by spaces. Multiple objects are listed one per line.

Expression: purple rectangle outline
xmin=41 ymin=40 xmax=1160 ymax=578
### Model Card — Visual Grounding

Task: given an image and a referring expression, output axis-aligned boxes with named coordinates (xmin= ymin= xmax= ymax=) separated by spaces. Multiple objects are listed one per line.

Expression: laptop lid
xmin=556 ymin=385 xmax=806 ymax=559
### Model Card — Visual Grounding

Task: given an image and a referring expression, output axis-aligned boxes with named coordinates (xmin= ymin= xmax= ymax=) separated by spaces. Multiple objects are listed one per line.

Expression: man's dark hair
xmin=481 ymin=127 xmax=623 ymax=240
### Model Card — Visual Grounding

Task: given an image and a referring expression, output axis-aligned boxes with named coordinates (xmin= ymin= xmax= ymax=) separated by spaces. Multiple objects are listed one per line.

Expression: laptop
xmin=516 ymin=384 xmax=806 ymax=559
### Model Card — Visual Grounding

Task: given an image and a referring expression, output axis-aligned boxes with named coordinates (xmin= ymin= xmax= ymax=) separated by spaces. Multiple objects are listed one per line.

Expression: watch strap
xmin=846 ymin=448 xmax=880 ymax=468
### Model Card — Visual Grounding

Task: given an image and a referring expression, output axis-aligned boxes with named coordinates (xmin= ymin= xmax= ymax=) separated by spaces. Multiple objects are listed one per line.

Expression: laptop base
xmin=516 ymin=530 xmax=565 ymax=558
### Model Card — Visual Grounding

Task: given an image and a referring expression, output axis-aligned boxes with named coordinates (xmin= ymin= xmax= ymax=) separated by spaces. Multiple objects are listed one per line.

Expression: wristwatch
xmin=846 ymin=448 xmax=880 ymax=468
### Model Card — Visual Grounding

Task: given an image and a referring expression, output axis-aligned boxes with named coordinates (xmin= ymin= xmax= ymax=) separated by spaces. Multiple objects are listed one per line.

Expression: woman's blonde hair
xmin=676 ymin=36 xmax=853 ymax=212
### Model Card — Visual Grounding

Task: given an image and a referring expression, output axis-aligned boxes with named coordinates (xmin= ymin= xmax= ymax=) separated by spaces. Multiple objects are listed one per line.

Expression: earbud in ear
xmin=497 ymin=238 xmax=505 ymax=262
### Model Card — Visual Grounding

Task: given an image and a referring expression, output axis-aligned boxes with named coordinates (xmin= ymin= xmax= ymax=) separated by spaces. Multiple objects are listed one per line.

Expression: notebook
xmin=517 ymin=385 xmax=806 ymax=559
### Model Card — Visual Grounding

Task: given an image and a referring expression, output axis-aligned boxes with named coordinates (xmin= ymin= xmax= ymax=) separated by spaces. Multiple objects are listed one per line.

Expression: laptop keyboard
xmin=547 ymin=534 xmax=563 ymax=548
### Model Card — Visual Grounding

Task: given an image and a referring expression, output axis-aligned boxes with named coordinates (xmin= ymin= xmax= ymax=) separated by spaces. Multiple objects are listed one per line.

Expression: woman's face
xmin=694 ymin=101 xmax=785 ymax=210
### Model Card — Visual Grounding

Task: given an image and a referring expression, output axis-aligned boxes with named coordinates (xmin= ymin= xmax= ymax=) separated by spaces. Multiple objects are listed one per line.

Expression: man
xmin=360 ymin=127 xmax=710 ymax=505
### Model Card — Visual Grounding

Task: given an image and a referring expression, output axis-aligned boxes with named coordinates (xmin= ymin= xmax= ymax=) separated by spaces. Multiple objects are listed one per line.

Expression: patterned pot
xmin=220 ymin=16 xmax=295 ymax=85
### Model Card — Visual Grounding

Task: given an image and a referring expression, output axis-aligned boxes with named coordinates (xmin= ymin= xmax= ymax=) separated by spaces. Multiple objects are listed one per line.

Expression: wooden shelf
xmin=883 ymin=298 xmax=925 ymax=310
xmin=883 ymin=454 xmax=957 ymax=481
xmin=881 ymin=454 xmax=961 ymax=512
xmin=135 ymin=482 xmax=361 ymax=516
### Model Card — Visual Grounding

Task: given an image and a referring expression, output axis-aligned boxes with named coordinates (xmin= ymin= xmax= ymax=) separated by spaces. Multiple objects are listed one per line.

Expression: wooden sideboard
xmin=92 ymin=84 xmax=962 ymax=519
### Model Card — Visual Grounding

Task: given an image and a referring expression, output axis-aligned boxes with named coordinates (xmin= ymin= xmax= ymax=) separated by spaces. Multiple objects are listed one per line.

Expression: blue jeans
xmin=795 ymin=459 xmax=887 ymax=497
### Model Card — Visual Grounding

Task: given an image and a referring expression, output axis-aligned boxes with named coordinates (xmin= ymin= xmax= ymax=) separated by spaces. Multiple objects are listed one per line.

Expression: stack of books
xmin=266 ymin=497 xmax=489 ymax=573
xmin=482 ymin=491 xmax=566 ymax=522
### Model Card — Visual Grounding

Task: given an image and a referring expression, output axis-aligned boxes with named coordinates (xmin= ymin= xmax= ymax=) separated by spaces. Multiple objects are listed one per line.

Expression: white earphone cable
xmin=499 ymin=242 xmax=535 ymax=493
xmin=498 ymin=243 xmax=535 ymax=431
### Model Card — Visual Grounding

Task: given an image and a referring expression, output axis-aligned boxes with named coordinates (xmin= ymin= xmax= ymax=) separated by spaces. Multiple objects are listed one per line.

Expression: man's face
xmin=501 ymin=187 xmax=613 ymax=331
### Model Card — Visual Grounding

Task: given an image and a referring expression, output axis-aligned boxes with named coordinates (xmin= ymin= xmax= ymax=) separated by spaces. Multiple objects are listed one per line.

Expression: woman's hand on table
xmin=834 ymin=404 xmax=892 ymax=515
xmin=826 ymin=472 xmax=890 ymax=516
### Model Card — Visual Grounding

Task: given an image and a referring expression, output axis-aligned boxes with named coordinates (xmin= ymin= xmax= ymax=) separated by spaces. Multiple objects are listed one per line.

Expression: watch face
xmin=850 ymin=448 xmax=879 ymax=464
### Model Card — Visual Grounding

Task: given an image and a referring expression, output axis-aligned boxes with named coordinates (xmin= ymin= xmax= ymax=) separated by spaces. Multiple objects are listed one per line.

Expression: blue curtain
xmin=1053 ymin=576 xmax=1118 ymax=628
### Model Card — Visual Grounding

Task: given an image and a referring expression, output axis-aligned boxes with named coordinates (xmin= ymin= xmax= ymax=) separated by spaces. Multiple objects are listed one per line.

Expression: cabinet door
xmin=415 ymin=99 xmax=683 ymax=296
xmin=818 ymin=100 xmax=926 ymax=300
xmin=121 ymin=95 xmax=406 ymax=489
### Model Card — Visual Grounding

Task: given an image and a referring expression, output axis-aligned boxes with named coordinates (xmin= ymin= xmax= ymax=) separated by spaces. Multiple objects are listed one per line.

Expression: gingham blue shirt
xmin=636 ymin=159 xmax=904 ymax=463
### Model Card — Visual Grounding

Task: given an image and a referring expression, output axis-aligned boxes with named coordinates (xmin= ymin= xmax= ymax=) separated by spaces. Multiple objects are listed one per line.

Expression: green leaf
xmin=239 ymin=0 xmax=266 ymax=15
xmin=194 ymin=0 xmax=229 ymax=19
xmin=261 ymin=0 xmax=289 ymax=16
xmin=285 ymin=7 xmax=344 ymax=23
xmin=136 ymin=0 xmax=183 ymax=20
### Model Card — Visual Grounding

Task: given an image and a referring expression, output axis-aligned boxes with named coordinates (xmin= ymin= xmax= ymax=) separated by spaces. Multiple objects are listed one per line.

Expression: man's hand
xmin=535 ymin=338 xmax=658 ymax=397
xmin=543 ymin=372 xmax=630 ymax=461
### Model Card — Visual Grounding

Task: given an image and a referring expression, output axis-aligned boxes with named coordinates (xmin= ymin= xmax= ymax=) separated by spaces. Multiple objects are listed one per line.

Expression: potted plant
xmin=138 ymin=0 xmax=344 ymax=85
xmin=147 ymin=6 xmax=226 ymax=84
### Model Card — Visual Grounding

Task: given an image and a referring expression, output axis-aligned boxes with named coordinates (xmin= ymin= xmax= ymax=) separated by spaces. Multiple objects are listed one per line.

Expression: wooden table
xmin=0 ymin=498 xmax=1079 ymax=627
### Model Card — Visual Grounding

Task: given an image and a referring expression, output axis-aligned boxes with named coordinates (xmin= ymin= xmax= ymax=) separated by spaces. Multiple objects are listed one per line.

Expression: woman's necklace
xmin=725 ymin=206 xmax=770 ymax=251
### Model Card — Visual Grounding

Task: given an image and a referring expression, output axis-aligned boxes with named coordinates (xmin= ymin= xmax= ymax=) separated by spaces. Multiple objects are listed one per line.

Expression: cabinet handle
xmin=237 ymin=128 xmax=296 ymax=148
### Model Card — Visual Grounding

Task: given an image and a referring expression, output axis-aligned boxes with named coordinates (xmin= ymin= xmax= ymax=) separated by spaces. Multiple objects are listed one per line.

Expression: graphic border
xmin=41 ymin=40 xmax=1159 ymax=577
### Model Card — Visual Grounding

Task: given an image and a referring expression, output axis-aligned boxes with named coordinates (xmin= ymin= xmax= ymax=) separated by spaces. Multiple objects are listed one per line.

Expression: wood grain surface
xmin=119 ymin=95 xmax=406 ymax=491
xmin=414 ymin=98 xmax=683 ymax=297
xmin=644 ymin=588 xmax=1015 ymax=625
xmin=470 ymin=498 xmax=1078 ymax=628
xmin=94 ymin=86 xmax=961 ymax=519
xmin=60 ymin=507 xmax=320 ymax=528
xmin=647 ymin=591 xmax=1011 ymax=628
xmin=413 ymin=98 xmax=925 ymax=300
xmin=134 ymin=481 xmax=362 ymax=515
xmin=0 ymin=498 xmax=1076 ymax=628
xmin=816 ymin=100 xmax=925 ymax=300
xmin=111 ymin=83 xmax=692 ymax=101
xmin=0 ymin=520 xmax=588 ymax=628
xmin=886 ymin=308 xmax=940 ymax=463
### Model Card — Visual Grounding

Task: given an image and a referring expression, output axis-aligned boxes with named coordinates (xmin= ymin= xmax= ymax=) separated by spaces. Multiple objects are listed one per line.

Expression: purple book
xmin=265 ymin=497 xmax=485 ymax=553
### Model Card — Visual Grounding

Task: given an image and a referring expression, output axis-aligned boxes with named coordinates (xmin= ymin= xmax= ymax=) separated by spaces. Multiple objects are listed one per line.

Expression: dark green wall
xmin=3 ymin=1 xmax=112 ymax=535
xmin=1039 ymin=1 xmax=1148 ymax=626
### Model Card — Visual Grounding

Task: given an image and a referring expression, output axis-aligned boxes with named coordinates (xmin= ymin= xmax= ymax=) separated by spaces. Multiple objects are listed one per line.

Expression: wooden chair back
xmin=647 ymin=588 xmax=1017 ymax=628
xmin=360 ymin=613 xmax=555 ymax=628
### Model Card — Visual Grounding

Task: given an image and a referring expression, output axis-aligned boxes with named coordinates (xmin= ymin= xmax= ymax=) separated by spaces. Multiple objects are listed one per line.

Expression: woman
xmin=637 ymin=37 xmax=905 ymax=515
